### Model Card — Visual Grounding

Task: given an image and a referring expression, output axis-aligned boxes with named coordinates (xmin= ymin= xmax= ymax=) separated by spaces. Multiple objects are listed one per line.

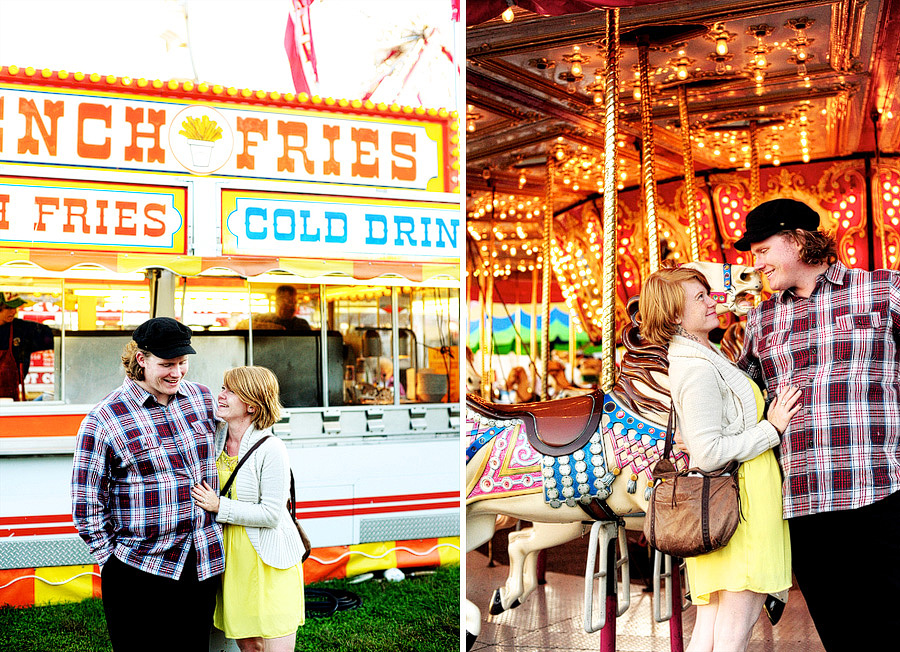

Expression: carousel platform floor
xmin=467 ymin=532 xmax=826 ymax=652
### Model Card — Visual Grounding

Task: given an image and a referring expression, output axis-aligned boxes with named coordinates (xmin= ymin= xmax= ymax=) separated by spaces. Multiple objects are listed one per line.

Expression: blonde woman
xmin=639 ymin=267 xmax=800 ymax=652
xmin=192 ymin=366 xmax=305 ymax=652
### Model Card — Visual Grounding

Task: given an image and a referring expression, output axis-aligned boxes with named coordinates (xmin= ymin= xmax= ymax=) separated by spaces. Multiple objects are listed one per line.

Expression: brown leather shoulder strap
xmin=219 ymin=435 xmax=272 ymax=497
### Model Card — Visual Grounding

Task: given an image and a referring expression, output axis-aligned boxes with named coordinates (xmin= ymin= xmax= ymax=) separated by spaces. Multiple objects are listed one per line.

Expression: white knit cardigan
xmin=667 ymin=335 xmax=781 ymax=472
xmin=213 ymin=422 xmax=304 ymax=569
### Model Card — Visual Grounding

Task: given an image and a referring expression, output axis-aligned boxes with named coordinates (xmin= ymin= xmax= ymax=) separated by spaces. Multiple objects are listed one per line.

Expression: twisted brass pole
xmin=480 ymin=215 xmax=494 ymax=400
xmin=677 ymin=84 xmax=700 ymax=262
xmin=749 ymin=120 xmax=761 ymax=208
xmin=541 ymin=160 xmax=554 ymax=400
xmin=601 ymin=8 xmax=620 ymax=394
xmin=638 ymin=37 xmax=660 ymax=273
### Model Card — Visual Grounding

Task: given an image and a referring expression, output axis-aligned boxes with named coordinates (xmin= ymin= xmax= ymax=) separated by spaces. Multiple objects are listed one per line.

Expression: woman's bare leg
xmin=686 ymin=592 xmax=718 ymax=652
xmin=264 ymin=632 xmax=297 ymax=652
xmin=713 ymin=590 xmax=766 ymax=652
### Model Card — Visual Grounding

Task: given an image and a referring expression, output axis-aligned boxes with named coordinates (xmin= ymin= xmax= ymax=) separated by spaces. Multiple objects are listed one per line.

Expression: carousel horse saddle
xmin=466 ymin=390 xmax=605 ymax=456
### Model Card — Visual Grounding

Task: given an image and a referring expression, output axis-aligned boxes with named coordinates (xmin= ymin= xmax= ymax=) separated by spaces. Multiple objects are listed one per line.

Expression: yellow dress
xmin=213 ymin=450 xmax=305 ymax=639
xmin=684 ymin=380 xmax=791 ymax=604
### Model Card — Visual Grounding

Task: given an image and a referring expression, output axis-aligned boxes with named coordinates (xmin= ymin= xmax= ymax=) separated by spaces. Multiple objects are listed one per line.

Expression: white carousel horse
xmin=505 ymin=366 xmax=538 ymax=403
xmin=464 ymin=262 xmax=762 ymax=650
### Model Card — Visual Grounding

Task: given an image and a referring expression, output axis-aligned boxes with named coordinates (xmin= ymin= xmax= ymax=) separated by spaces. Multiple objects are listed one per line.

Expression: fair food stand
xmin=0 ymin=66 xmax=461 ymax=608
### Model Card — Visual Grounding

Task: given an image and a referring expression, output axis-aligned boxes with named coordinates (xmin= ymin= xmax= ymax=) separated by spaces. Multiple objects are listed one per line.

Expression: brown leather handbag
xmin=643 ymin=407 xmax=741 ymax=558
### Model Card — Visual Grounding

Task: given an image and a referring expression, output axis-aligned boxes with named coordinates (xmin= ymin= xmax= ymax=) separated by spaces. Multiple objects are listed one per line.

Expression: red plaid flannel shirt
xmin=738 ymin=262 xmax=900 ymax=518
xmin=72 ymin=377 xmax=224 ymax=580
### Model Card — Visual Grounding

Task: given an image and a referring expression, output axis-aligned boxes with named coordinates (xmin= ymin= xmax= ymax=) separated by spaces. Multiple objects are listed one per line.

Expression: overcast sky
xmin=0 ymin=0 xmax=458 ymax=106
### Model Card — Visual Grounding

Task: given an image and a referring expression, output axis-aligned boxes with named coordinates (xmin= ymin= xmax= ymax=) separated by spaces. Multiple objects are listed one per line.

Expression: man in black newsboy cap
xmin=72 ymin=317 xmax=223 ymax=652
xmin=735 ymin=197 xmax=900 ymax=651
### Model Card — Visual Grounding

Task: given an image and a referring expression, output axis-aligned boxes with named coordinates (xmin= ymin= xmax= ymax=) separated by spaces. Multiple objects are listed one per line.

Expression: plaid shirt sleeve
xmin=71 ymin=406 xmax=115 ymax=565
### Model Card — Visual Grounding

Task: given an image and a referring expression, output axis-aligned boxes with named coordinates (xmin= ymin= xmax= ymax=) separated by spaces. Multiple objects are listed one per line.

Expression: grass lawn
xmin=0 ymin=564 xmax=460 ymax=652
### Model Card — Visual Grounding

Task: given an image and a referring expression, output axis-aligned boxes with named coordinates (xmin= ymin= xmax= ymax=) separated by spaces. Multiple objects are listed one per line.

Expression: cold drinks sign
xmin=0 ymin=72 xmax=459 ymax=263
xmin=222 ymin=190 xmax=459 ymax=259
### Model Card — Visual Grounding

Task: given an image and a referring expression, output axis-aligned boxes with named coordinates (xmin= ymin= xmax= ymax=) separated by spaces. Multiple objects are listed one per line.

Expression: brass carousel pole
xmin=530 ymin=265 xmax=539 ymax=390
xmin=480 ymin=187 xmax=496 ymax=400
xmin=749 ymin=120 xmax=761 ymax=208
xmin=479 ymin=269 xmax=490 ymax=400
xmin=485 ymin=270 xmax=495 ymax=399
xmin=637 ymin=33 xmax=660 ymax=273
xmin=540 ymin=160 xmax=555 ymax=400
xmin=677 ymin=84 xmax=700 ymax=261
xmin=601 ymin=8 xmax=620 ymax=394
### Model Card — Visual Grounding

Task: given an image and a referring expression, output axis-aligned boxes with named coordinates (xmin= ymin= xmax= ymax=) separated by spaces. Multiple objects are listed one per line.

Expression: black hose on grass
xmin=305 ymin=589 xmax=362 ymax=618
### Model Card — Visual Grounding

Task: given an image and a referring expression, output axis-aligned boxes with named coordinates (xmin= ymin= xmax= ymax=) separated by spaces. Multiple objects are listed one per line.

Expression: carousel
xmin=465 ymin=0 xmax=895 ymax=650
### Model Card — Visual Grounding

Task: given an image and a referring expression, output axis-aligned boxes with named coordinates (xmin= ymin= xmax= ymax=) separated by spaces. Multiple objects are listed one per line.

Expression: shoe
xmin=763 ymin=594 xmax=785 ymax=626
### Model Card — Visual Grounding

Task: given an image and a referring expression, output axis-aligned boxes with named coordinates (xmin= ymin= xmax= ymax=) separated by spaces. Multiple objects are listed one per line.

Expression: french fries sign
xmin=0 ymin=84 xmax=449 ymax=190
xmin=0 ymin=176 xmax=187 ymax=253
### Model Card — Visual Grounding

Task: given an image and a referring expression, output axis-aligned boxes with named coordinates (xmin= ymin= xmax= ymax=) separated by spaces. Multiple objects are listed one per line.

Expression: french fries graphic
xmin=179 ymin=115 xmax=223 ymax=142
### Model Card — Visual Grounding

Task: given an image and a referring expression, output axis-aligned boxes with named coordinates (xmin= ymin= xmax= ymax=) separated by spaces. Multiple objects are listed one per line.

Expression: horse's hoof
xmin=489 ymin=589 xmax=506 ymax=615
xmin=510 ymin=599 xmax=521 ymax=610
xmin=466 ymin=631 xmax=477 ymax=651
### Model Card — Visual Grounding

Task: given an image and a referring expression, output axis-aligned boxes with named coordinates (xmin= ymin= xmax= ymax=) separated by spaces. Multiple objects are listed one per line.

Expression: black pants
xmin=101 ymin=547 xmax=219 ymax=652
xmin=789 ymin=490 xmax=900 ymax=651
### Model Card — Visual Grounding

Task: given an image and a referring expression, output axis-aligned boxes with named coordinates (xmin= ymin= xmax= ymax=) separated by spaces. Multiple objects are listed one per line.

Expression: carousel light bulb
xmin=716 ymin=35 xmax=729 ymax=56
xmin=570 ymin=60 xmax=583 ymax=77
xmin=797 ymin=44 xmax=808 ymax=61
xmin=633 ymin=84 xmax=641 ymax=101
xmin=677 ymin=63 xmax=689 ymax=80
xmin=501 ymin=6 xmax=515 ymax=22
xmin=593 ymin=90 xmax=603 ymax=104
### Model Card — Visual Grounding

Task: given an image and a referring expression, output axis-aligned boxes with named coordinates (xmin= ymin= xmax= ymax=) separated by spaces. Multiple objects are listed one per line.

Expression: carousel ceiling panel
xmin=467 ymin=0 xmax=900 ymax=277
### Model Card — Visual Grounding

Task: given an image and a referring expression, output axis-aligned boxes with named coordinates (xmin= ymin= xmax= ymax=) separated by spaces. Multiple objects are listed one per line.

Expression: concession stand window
xmin=0 ymin=266 xmax=458 ymax=410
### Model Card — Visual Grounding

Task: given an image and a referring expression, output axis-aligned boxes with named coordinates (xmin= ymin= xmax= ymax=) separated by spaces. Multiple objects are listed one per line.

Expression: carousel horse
xmin=576 ymin=356 xmax=603 ymax=386
xmin=505 ymin=366 xmax=538 ymax=403
xmin=546 ymin=358 xmax=593 ymax=398
xmin=465 ymin=262 xmax=762 ymax=651
xmin=466 ymin=347 xmax=481 ymax=394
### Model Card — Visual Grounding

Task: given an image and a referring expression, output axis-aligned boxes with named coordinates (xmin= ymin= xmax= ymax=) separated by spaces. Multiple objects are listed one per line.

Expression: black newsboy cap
xmin=132 ymin=317 xmax=196 ymax=358
xmin=734 ymin=198 xmax=820 ymax=251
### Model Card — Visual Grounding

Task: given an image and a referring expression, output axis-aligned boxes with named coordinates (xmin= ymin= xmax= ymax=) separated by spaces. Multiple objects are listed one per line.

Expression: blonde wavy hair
xmin=638 ymin=267 xmax=711 ymax=347
xmin=223 ymin=366 xmax=283 ymax=430
xmin=121 ymin=340 xmax=148 ymax=381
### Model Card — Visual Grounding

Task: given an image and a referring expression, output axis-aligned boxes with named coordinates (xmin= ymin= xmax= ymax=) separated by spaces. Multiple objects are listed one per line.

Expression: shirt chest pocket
xmin=835 ymin=312 xmax=883 ymax=331
xmin=122 ymin=435 xmax=167 ymax=477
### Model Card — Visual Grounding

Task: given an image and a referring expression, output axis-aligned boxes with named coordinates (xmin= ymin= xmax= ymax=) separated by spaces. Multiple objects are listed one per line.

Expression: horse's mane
xmin=719 ymin=321 xmax=745 ymax=363
xmin=614 ymin=296 xmax=671 ymax=415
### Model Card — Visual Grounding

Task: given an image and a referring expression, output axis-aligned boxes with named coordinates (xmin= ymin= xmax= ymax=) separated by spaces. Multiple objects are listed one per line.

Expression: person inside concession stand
xmin=639 ymin=267 xmax=801 ymax=652
xmin=71 ymin=317 xmax=223 ymax=652
xmin=0 ymin=292 xmax=54 ymax=401
xmin=237 ymin=285 xmax=311 ymax=331
xmin=192 ymin=366 xmax=305 ymax=652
